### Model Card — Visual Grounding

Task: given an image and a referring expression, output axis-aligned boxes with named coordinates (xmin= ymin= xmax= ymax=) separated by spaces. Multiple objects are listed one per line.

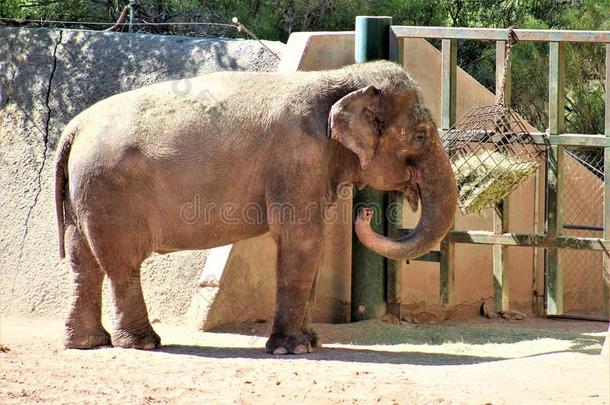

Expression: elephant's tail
xmin=55 ymin=121 xmax=78 ymax=259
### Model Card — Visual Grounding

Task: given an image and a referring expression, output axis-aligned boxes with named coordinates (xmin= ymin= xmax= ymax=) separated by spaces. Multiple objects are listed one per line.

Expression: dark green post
xmin=351 ymin=16 xmax=392 ymax=321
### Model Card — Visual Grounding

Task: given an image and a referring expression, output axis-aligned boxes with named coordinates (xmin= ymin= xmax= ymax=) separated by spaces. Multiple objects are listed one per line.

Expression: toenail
xmin=272 ymin=347 xmax=288 ymax=355
xmin=293 ymin=345 xmax=309 ymax=354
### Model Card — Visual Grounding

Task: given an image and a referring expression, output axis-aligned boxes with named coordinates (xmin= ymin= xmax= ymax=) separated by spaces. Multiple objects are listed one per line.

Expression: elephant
xmin=54 ymin=60 xmax=457 ymax=354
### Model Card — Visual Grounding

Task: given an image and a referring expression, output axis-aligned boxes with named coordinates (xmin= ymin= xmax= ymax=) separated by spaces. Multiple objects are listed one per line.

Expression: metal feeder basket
xmin=443 ymin=104 xmax=545 ymax=215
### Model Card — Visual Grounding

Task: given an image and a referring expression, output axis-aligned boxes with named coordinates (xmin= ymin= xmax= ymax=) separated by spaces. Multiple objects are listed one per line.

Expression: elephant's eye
xmin=414 ymin=131 xmax=427 ymax=142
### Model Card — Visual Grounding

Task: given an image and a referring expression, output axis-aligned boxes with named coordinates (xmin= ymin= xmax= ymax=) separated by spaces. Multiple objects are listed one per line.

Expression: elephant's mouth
xmin=397 ymin=181 xmax=421 ymax=213
xmin=398 ymin=181 xmax=412 ymax=193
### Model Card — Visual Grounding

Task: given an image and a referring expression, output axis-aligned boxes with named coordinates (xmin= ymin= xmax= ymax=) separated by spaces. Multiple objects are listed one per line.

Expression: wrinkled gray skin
xmin=55 ymin=61 xmax=457 ymax=354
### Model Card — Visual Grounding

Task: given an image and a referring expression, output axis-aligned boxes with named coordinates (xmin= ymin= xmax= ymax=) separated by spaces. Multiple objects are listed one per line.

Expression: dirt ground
xmin=0 ymin=316 xmax=608 ymax=404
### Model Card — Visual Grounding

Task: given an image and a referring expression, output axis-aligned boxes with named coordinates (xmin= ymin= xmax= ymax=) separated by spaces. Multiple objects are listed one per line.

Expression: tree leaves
xmin=1 ymin=0 xmax=607 ymax=136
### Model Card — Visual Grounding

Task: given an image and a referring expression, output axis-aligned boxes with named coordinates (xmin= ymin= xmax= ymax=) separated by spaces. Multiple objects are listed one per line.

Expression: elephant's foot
xmin=64 ymin=326 xmax=111 ymax=350
xmin=111 ymin=328 xmax=161 ymax=350
xmin=266 ymin=332 xmax=312 ymax=355
xmin=302 ymin=326 xmax=322 ymax=348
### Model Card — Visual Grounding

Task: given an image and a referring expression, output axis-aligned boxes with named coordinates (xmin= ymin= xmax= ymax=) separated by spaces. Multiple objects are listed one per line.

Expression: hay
xmin=453 ymin=150 xmax=538 ymax=214
xmin=442 ymin=104 xmax=545 ymax=215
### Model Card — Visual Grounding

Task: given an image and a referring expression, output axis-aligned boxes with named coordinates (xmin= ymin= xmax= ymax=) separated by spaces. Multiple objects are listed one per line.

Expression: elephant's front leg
xmin=266 ymin=223 xmax=322 ymax=355
xmin=302 ymin=269 xmax=322 ymax=348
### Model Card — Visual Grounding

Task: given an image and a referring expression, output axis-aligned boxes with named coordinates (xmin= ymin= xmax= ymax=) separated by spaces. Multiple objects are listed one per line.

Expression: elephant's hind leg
xmin=106 ymin=265 xmax=160 ymax=350
xmin=89 ymin=233 xmax=160 ymax=350
xmin=64 ymin=223 xmax=110 ymax=349
xmin=101 ymin=260 xmax=161 ymax=350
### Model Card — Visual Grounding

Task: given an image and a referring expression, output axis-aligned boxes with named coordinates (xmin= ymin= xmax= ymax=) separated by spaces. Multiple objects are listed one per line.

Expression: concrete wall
xmin=278 ymin=32 xmax=355 ymax=72
xmin=0 ymin=27 xmax=284 ymax=324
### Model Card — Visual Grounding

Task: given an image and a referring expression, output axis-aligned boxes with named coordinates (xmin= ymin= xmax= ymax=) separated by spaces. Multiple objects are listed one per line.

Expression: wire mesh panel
xmin=560 ymin=148 xmax=605 ymax=316
xmin=443 ymin=105 xmax=545 ymax=214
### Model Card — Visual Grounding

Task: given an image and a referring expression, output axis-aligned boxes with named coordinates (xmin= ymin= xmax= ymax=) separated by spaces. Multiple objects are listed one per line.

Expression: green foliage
xmin=0 ymin=0 xmax=120 ymax=22
xmin=1 ymin=0 xmax=607 ymax=137
xmin=561 ymin=0 xmax=608 ymax=135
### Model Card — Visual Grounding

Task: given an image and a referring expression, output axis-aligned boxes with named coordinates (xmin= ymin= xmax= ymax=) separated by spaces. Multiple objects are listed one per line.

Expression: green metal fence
xmin=561 ymin=148 xmax=605 ymax=317
xmin=387 ymin=25 xmax=610 ymax=319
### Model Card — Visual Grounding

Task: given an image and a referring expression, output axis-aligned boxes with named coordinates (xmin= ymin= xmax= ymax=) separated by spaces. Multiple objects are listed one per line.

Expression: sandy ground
xmin=0 ymin=317 xmax=608 ymax=404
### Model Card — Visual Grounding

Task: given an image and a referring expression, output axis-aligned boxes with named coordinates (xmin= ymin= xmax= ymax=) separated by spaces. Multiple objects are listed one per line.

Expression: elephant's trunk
xmin=354 ymin=139 xmax=457 ymax=260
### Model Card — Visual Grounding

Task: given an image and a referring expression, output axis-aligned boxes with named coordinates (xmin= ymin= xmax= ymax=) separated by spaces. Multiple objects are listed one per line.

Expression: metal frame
xmin=391 ymin=26 xmax=610 ymax=43
xmin=389 ymin=25 xmax=610 ymax=318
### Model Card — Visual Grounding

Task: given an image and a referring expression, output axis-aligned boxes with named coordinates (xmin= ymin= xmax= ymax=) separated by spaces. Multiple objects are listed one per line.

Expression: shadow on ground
xmin=156 ymin=318 xmax=606 ymax=366
xmin=158 ymin=344 xmax=505 ymax=366
xmin=213 ymin=318 xmax=606 ymax=347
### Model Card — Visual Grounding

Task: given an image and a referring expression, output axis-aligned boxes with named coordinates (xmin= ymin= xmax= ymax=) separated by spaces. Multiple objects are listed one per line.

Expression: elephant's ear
xmin=328 ymin=85 xmax=383 ymax=170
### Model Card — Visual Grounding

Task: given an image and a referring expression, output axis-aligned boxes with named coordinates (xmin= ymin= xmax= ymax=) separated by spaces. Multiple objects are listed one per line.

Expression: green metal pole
xmin=351 ymin=16 xmax=392 ymax=321
xmin=355 ymin=16 xmax=392 ymax=63
xmin=602 ymin=44 xmax=610 ymax=318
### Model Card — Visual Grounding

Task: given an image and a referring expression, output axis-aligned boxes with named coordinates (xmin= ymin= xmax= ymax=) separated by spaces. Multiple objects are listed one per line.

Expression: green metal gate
xmin=381 ymin=25 xmax=610 ymax=320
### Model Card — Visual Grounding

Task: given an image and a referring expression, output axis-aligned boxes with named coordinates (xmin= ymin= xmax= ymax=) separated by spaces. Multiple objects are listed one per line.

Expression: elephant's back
xmin=64 ymin=68 xmax=321 ymax=200
xmin=64 ymin=70 xmax=284 ymax=209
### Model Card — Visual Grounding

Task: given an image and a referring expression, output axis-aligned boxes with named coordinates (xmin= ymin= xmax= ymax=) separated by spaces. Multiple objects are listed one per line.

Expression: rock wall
xmin=0 ymin=27 xmax=284 ymax=324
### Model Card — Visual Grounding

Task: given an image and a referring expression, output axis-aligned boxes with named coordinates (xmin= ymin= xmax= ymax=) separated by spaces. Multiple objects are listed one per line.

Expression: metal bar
xmin=546 ymin=42 xmax=566 ymax=316
xmin=457 ymin=233 xmax=600 ymax=248
xmin=391 ymin=26 xmax=610 ymax=44
xmin=387 ymin=259 xmax=400 ymax=312
xmin=492 ymin=42 xmax=511 ymax=313
xmin=386 ymin=192 xmax=403 ymax=307
xmin=493 ymin=202 xmax=510 ymax=312
xmin=351 ymin=16 xmax=392 ymax=321
xmin=549 ymin=43 xmax=566 ymax=135
xmin=530 ymin=134 xmax=610 ymax=147
xmin=532 ymin=167 xmax=542 ymax=315
xmin=546 ymin=145 xmax=564 ymax=314
xmin=438 ymin=131 xmax=610 ymax=147
xmin=440 ymin=238 xmax=455 ymax=306
xmin=547 ymin=314 xmax=609 ymax=322
xmin=441 ymin=39 xmax=457 ymax=130
xmin=449 ymin=231 xmax=608 ymax=250
xmin=440 ymin=38 xmax=456 ymax=306
xmin=601 ymin=45 xmax=610 ymax=327
xmin=355 ymin=16 xmax=392 ymax=63
xmin=563 ymin=224 xmax=603 ymax=231
xmin=602 ymin=148 xmax=610 ymax=318
xmin=388 ymin=26 xmax=405 ymax=317
xmin=411 ymin=250 xmax=441 ymax=263
xmin=606 ymin=44 xmax=610 ymax=135
xmin=392 ymin=229 xmax=609 ymax=251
